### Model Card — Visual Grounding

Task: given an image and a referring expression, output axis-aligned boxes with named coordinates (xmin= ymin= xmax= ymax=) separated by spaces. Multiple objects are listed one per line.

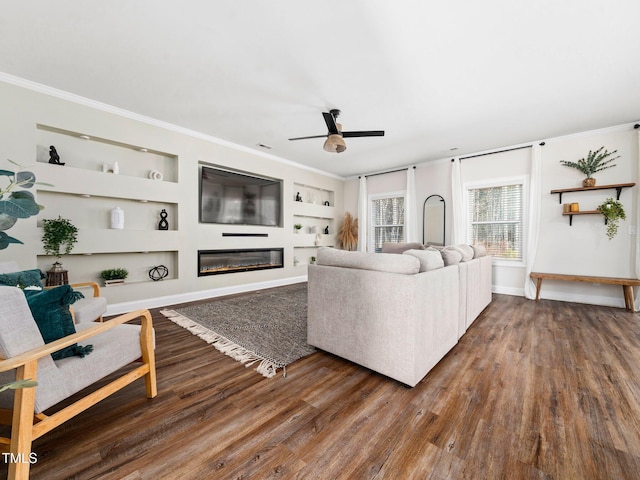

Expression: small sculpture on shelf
xmin=324 ymin=201 xmax=330 ymax=206
xmin=149 ymin=265 xmax=169 ymax=281
xmin=48 ymin=146 xmax=65 ymax=166
xmin=295 ymin=192 xmax=303 ymax=202
xmin=324 ymin=225 xmax=329 ymax=234
xmin=158 ymin=209 xmax=169 ymax=230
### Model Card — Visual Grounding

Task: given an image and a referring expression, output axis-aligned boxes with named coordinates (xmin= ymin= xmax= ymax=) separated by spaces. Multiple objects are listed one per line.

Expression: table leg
xmin=535 ymin=278 xmax=542 ymax=301
xmin=623 ymin=285 xmax=636 ymax=312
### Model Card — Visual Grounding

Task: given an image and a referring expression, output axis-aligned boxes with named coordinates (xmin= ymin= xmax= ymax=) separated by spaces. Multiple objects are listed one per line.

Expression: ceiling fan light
xmin=323 ymin=134 xmax=347 ymax=153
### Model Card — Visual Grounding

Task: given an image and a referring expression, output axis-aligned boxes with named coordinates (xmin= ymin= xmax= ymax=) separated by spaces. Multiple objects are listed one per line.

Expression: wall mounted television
xmin=199 ymin=165 xmax=282 ymax=227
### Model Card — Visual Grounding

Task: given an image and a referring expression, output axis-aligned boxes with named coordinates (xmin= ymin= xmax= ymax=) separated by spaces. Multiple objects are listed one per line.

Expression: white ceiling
xmin=1 ymin=1 xmax=639 ymax=178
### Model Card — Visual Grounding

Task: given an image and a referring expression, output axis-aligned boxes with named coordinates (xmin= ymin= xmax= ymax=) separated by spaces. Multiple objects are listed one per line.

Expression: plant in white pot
xmin=100 ymin=268 xmax=129 ymax=286
xmin=596 ymin=198 xmax=626 ymax=240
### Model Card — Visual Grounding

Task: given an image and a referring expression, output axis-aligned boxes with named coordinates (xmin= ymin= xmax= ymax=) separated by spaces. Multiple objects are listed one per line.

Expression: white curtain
xmin=524 ymin=144 xmax=542 ymax=299
xmin=405 ymin=167 xmax=418 ymax=243
xmin=636 ymin=130 xmax=640 ymax=310
xmin=357 ymin=176 xmax=368 ymax=252
xmin=450 ymin=158 xmax=465 ymax=244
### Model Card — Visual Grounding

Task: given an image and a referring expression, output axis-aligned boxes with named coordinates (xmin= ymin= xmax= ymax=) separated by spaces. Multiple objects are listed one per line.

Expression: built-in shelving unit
xmin=550 ymin=182 xmax=635 ymax=226
xmin=292 ymin=182 xmax=336 ymax=265
xmin=34 ymin=124 xmax=180 ymax=286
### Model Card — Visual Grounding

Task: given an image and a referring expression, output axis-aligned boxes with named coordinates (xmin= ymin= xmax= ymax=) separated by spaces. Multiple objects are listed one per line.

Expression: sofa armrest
xmin=0 ymin=309 xmax=152 ymax=373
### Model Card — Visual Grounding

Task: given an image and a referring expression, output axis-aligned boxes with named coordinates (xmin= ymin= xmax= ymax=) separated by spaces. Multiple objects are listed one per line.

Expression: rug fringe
xmin=160 ymin=309 xmax=281 ymax=378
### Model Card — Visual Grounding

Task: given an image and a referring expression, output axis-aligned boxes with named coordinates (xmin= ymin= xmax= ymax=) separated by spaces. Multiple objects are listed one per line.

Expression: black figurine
xmin=295 ymin=192 xmax=303 ymax=202
xmin=158 ymin=209 xmax=169 ymax=230
xmin=324 ymin=225 xmax=329 ymax=234
xmin=323 ymin=201 xmax=330 ymax=206
xmin=48 ymin=146 xmax=65 ymax=166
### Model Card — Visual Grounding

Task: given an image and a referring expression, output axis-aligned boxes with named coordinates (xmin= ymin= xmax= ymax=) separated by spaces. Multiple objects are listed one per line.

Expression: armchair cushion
xmin=0 ymin=268 xmax=44 ymax=288
xmin=24 ymin=285 xmax=93 ymax=360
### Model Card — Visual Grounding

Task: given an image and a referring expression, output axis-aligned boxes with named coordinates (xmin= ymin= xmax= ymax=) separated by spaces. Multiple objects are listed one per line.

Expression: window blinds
xmin=467 ymin=184 xmax=523 ymax=260
xmin=370 ymin=196 xmax=405 ymax=252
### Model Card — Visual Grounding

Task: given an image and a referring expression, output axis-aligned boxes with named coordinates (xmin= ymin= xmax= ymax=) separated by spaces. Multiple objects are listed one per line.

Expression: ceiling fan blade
xmin=322 ymin=111 xmax=340 ymax=135
xmin=342 ymin=130 xmax=385 ymax=138
xmin=288 ymin=134 xmax=328 ymax=141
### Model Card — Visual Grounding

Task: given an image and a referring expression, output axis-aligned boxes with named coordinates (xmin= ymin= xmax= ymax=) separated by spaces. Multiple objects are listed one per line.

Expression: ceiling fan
xmin=288 ymin=109 xmax=384 ymax=153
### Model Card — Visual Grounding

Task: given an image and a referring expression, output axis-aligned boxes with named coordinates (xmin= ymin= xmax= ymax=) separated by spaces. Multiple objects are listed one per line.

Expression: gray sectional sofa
xmin=307 ymin=244 xmax=492 ymax=387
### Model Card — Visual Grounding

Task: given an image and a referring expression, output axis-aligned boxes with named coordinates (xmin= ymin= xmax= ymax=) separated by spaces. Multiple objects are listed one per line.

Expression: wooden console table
xmin=530 ymin=272 xmax=640 ymax=312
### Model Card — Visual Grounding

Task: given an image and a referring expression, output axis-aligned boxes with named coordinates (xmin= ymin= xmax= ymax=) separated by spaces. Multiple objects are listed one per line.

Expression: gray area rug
xmin=160 ymin=283 xmax=315 ymax=378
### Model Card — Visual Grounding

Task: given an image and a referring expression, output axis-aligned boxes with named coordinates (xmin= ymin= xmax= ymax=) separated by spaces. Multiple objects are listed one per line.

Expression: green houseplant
xmin=0 ymin=160 xmax=49 ymax=249
xmin=559 ymin=146 xmax=620 ymax=187
xmin=100 ymin=267 xmax=129 ymax=286
xmin=294 ymin=223 xmax=303 ymax=233
xmin=42 ymin=216 xmax=78 ymax=265
xmin=596 ymin=198 xmax=626 ymax=239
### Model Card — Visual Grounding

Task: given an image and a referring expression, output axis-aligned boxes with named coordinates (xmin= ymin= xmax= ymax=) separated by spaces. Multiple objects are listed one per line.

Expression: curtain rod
xmin=359 ymin=165 xmax=415 ymax=179
xmin=457 ymin=144 xmax=535 ymax=161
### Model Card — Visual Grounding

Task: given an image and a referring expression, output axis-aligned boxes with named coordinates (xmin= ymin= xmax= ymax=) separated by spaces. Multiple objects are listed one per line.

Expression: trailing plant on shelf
xmin=559 ymin=146 xmax=620 ymax=187
xmin=0 ymin=160 xmax=49 ymax=250
xmin=596 ymin=198 xmax=626 ymax=240
xmin=42 ymin=216 xmax=78 ymax=263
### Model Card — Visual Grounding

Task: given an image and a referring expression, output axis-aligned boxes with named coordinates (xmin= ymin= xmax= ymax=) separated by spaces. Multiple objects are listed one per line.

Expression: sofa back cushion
xmin=381 ymin=242 xmax=424 ymax=254
xmin=317 ymin=247 xmax=420 ymax=275
xmin=403 ymin=249 xmax=444 ymax=272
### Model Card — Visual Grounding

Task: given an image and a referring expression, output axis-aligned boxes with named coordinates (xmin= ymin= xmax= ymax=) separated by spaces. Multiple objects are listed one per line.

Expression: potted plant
xmin=42 ymin=216 xmax=78 ymax=270
xmin=310 ymin=256 xmax=316 ymax=265
xmin=0 ymin=160 xmax=49 ymax=250
xmin=100 ymin=267 xmax=129 ymax=286
xmin=559 ymin=146 xmax=620 ymax=187
xmin=596 ymin=198 xmax=626 ymax=240
xmin=294 ymin=223 xmax=303 ymax=233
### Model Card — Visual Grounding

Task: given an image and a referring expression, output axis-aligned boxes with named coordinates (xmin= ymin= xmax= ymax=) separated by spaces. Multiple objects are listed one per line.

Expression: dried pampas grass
xmin=338 ymin=212 xmax=359 ymax=251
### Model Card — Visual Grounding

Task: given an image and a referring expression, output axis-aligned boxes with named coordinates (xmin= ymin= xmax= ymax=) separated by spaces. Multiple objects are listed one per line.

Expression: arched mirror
xmin=423 ymin=194 xmax=445 ymax=246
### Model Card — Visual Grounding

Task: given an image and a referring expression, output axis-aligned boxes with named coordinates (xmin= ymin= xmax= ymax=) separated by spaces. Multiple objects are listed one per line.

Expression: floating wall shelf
xmin=550 ymin=183 xmax=635 ymax=204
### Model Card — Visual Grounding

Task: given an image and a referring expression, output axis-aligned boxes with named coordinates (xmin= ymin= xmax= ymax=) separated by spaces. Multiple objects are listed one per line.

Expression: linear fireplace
xmin=198 ymin=248 xmax=284 ymax=276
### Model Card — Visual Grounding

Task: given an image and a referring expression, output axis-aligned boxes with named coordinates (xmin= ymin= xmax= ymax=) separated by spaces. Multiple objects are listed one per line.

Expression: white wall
xmin=344 ymin=125 xmax=639 ymax=308
xmin=0 ymin=80 xmax=343 ymax=313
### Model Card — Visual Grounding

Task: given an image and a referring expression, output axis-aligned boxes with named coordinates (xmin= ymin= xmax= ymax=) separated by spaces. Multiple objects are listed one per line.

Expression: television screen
xmin=200 ymin=166 xmax=282 ymax=226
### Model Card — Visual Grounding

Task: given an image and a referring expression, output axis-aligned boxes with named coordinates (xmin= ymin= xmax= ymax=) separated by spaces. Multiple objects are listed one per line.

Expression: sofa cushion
xmin=24 ymin=285 xmax=93 ymax=360
xmin=450 ymin=244 xmax=474 ymax=262
xmin=471 ymin=244 xmax=487 ymax=258
xmin=317 ymin=247 xmax=420 ymax=275
xmin=381 ymin=242 xmax=424 ymax=254
xmin=0 ymin=268 xmax=44 ymax=288
xmin=439 ymin=247 xmax=463 ymax=266
xmin=403 ymin=249 xmax=444 ymax=272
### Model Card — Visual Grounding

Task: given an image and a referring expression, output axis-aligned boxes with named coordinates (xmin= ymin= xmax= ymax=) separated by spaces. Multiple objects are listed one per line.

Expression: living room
xmin=1 ymin=2 xmax=640 ymax=479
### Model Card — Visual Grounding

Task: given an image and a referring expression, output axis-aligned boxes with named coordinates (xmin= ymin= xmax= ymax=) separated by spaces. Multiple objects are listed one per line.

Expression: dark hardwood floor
xmin=3 ymin=291 xmax=640 ymax=479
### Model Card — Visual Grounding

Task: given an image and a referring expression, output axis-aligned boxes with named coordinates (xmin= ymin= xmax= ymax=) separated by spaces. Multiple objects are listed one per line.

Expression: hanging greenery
xmin=596 ymin=198 xmax=626 ymax=240
xmin=42 ymin=216 xmax=78 ymax=258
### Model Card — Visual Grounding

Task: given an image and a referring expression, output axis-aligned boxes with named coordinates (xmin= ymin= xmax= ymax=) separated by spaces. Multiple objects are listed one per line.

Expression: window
xmin=466 ymin=180 xmax=524 ymax=260
xmin=369 ymin=193 xmax=405 ymax=252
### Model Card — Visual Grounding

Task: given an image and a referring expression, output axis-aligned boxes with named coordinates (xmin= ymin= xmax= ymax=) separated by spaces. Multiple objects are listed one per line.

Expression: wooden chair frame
xmin=0 ymin=309 xmax=157 ymax=480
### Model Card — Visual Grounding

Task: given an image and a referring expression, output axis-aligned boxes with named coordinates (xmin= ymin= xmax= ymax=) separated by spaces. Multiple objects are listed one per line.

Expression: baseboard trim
xmin=106 ymin=275 xmax=308 ymax=316
xmin=492 ymin=284 xmax=627 ymax=309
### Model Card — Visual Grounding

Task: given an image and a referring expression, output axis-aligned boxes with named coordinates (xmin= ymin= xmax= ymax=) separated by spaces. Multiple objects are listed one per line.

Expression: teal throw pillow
xmin=0 ymin=269 xmax=44 ymax=288
xmin=23 ymin=285 xmax=92 ymax=360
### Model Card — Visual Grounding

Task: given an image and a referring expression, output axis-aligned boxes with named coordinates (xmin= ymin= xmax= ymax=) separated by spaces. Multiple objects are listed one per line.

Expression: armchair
xmin=0 ymin=261 xmax=107 ymax=323
xmin=0 ymin=286 xmax=157 ymax=480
